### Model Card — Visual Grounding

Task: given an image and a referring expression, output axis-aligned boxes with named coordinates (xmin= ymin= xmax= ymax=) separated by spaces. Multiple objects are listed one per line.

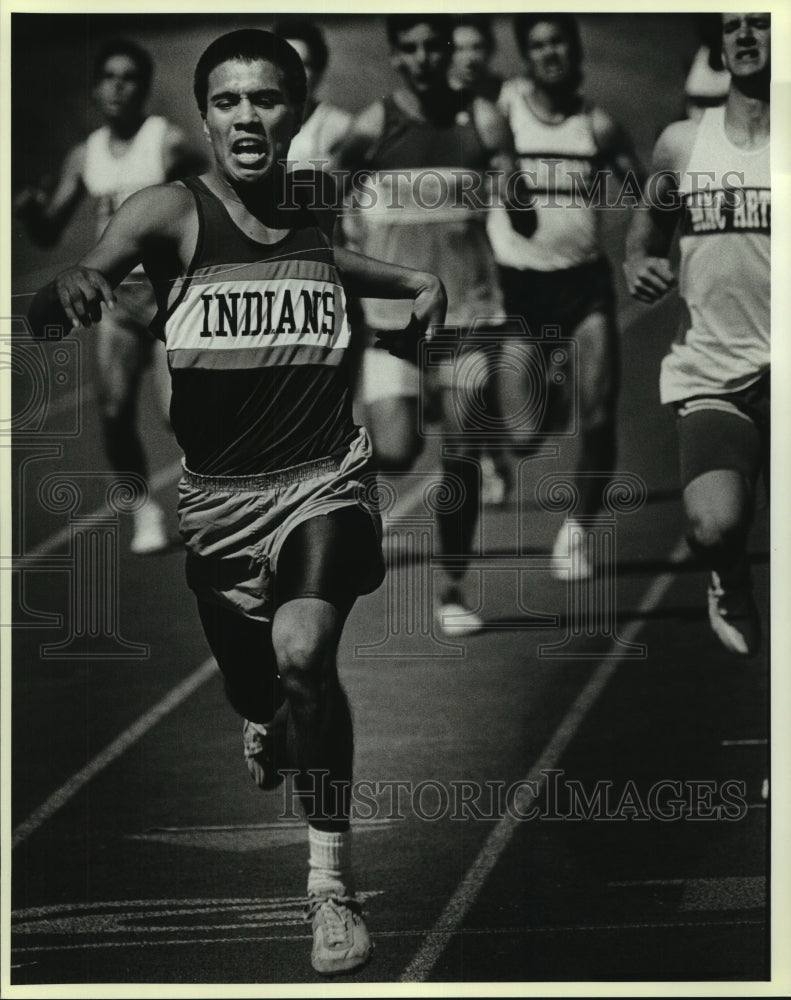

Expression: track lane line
xmin=399 ymin=533 xmax=690 ymax=983
xmin=13 ymin=457 xmax=184 ymax=567
xmin=11 ymin=658 xmax=216 ymax=849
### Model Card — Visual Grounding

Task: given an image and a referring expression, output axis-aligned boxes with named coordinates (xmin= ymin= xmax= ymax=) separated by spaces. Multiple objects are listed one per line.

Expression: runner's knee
xmin=272 ymin=620 xmax=335 ymax=699
xmin=686 ymin=505 xmax=748 ymax=553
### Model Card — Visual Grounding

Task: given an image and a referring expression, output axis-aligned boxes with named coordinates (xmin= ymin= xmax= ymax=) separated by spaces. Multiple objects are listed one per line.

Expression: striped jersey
xmin=151 ymin=176 xmax=356 ymax=476
xmin=354 ymin=91 xmax=502 ymax=329
xmin=660 ymin=106 xmax=770 ymax=403
xmin=487 ymin=78 xmax=602 ymax=271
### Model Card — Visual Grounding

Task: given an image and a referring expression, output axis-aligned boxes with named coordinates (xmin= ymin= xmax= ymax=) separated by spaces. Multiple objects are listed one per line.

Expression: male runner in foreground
xmin=28 ymin=29 xmax=447 ymax=975
xmin=624 ymin=12 xmax=770 ymax=655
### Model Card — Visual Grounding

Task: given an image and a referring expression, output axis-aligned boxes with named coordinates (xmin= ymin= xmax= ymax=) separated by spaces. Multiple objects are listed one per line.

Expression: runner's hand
xmin=13 ymin=186 xmax=48 ymax=222
xmin=623 ymin=256 xmax=676 ymax=304
xmin=54 ymin=266 xmax=117 ymax=329
xmin=375 ymin=274 xmax=447 ymax=363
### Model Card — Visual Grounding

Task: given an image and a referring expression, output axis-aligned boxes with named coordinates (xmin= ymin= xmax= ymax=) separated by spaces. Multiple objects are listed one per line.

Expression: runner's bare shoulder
xmin=652 ymin=119 xmax=699 ymax=174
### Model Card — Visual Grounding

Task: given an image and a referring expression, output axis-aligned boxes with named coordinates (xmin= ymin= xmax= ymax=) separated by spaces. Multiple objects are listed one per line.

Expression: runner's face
xmin=391 ymin=24 xmax=449 ymax=94
xmin=286 ymin=38 xmax=318 ymax=106
xmin=721 ymin=13 xmax=770 ymax=78
xmin=450 ymin=26 xmax=490 ymax=87
xmin=524 ymin=21 xmax=574 ymax=89
xmin=203 ymin=58 xmax=298 ymax=185
xmin=94 ymin=54 xmax=145 ymax=122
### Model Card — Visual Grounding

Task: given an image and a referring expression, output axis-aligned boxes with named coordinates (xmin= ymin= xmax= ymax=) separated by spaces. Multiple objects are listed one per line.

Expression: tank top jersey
xmin=356 ymin=91 xmax=502 ymax=330
xmin=287 ymin=102 xmax=352 ymax=172
xmin=660 ymin=106 xmax=770 ymax=404
xmin=150 ymin=176 xmax=357 ymax=476
xmin=83 ymin=115 xmax=170 ymax=239
xmin=486 ymin=78 xmax=602 ymax=272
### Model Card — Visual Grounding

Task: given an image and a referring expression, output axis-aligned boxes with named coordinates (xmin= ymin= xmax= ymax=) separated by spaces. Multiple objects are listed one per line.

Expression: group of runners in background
xmin=19 ymin=12 xmax=770 ymax=976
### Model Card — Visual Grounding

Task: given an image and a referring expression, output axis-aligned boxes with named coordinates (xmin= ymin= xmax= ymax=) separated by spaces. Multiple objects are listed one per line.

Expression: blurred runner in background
xmin=338 ymin=13 xmax=528 ymax=635
xmin=488 ymin=14 xmax=645 ymax=580
xmin=15 ymin=37 xmax=204 ymax=553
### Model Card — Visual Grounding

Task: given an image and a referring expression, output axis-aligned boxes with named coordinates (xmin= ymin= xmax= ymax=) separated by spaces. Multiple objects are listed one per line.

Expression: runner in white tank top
xmin=272 ymin=17 xmax=352 ymax=172
xmin=624 ymin=12 xmax=771 ymax=657
xmin=660 ymin=103 xmax=769 ymax=404
xmin=14 ymin=39 xmax=203 ymax=554
xmin=493 ymin=15 xmax=646 ymax=581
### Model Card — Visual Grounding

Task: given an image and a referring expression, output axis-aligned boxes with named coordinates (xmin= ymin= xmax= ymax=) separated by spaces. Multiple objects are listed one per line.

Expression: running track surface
xmin=4 ymin=12 xmax=783 ymax=994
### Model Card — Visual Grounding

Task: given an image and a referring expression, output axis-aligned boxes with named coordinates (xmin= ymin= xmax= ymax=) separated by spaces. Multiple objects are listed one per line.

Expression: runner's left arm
xmin=473 ymin=96 xmax=537 ymax=237
xmin=334 ymin=246 xmax=447 ymax=362
xmin=591 ymin=107 xmax=647 ymax=189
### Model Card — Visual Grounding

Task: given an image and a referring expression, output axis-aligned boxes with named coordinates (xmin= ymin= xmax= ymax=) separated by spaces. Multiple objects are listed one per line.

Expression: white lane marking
xmin=133 ymin=817 xmax=398 ymax=832
xmin=10 ymin=917 xmax=765 ymax=955
xmin=721 ymin=738 xmax=768 ymax=747
xmin=13 ymin=457 xmax=183 ymax=567
xmin=129 ymin=818 xmax=400 ymax=852
xmin=400 ymin=534 xmax=690 ymax=983
xmin=11 ymin=659 xmax=216 ymax=850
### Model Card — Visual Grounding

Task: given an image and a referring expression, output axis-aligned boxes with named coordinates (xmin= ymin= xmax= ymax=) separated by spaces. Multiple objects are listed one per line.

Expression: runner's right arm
xmin=623 ymin=120 xmax=696 ymax=304
xmin=27 ymin=183 xmax=193 ymax=337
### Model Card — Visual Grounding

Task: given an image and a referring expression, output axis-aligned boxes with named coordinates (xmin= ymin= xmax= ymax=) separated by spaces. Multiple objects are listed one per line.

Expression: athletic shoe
xmin=707 ymin=571 xmax=761 ymax=656
xmin=480 ymin=453 xmax=508 ymax=506
xmin=307 ymin=893 xmax=372 ymax=975
xmin=436 ymin=593 xmax=484 ymax=637
xmin=550 ymin=518 xmax=592 ymax=581
xmin=130 ymin=499 xmax=169 ymax=555
xmin=243 ymin=703 xmax=289 ymax=790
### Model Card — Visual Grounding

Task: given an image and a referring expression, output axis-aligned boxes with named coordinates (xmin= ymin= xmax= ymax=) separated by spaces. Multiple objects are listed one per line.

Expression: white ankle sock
xmin=307 ymin=826 xmax=354 ymax=898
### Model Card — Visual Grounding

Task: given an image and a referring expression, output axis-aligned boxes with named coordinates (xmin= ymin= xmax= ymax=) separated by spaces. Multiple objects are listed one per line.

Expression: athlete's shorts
xmin=674 ymin=372 xmax=770 ymax=487
xmin=177 ymin=427 xmax=385 ymax=622
xmin=498 ymin=256 xmax=615 ymax=335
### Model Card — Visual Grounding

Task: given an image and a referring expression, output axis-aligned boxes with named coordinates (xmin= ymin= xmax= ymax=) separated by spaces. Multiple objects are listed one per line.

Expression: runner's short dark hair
xmin=385 ymin=14 xmax=454 ymax=49
xmin=271 ymin=16 xmax=329 ymax=77
xmin=193 ymin=29 xmax=307 ymax=117
xmin=452 ymin=14 xmax=496 ymax=54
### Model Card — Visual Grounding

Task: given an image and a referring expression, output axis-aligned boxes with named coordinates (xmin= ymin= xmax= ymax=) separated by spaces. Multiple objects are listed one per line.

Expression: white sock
xmin=307 ymin=826 xmax=354 ymax=899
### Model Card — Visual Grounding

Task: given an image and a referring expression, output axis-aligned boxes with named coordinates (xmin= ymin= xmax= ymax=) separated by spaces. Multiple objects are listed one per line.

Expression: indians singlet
xmin=83 ymin=116 xmax=170 ymax=239
xmin=660 ymin=106 xmax=770 ymax=404
xmin=151 ymin=176 xmax=357 ymax=476
xmin=356 ymin=91 xmax=502 ymax=329
xmin=487 ymin=78 xmax=602 ymax=272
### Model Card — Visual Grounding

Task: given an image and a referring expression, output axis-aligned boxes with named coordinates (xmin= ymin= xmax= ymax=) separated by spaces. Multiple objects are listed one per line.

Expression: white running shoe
xmin=550 ymin=518 xmax=592 ymax=581
xmin=307 ymin=893 xmax=373 ymax=975
xmin=436 ymin=597 xmax=484 ymax=637
xmin=707 ymin=571 xmax=761 ymax=656
xmin=242 ymin=703 xmax=289 ymax=790
xmin=130 ymin=499 xmax=169 ymax=555
xmin=480 ymin=453 xmax=508 ymax=506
